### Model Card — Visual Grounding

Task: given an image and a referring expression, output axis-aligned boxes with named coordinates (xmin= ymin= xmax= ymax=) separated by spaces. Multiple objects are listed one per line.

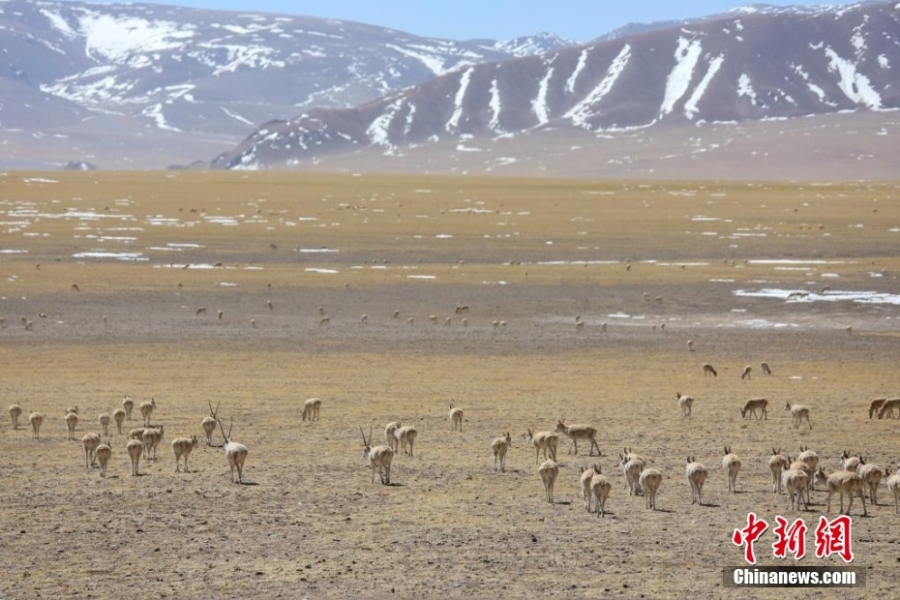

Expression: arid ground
xmin=1 ymin=171 xmax=898 ymax=599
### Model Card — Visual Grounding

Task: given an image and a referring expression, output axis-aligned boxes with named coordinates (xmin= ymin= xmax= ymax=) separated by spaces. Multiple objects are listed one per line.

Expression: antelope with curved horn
xmin=361 ymin=427 xmax=393 ymax=485
xmin=211 ymin=403 xmax=248 ymax=484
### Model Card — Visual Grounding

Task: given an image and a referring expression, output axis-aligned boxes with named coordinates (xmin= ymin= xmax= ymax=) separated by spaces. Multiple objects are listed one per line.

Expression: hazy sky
xmin=62 ymin=1 xmax=848 ymax=41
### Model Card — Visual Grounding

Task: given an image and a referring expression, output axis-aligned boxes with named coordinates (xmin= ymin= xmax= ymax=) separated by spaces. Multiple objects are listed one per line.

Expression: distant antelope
xmin=455 ymin=305 xmax=469 ymax=314
xmin=740 ymin=366 xmax=752 ymax=380
xmin=769 ymin=448 xmax=790 ymax=494
xmin=798 ymin=446 xmax=819 ymax=491
xmin=523 ymin=429 xmax=558 ymax=464
xmin=65 ymin=411 xmax=79 ymax=440
xmin=555 ymin=420 xmax=601 ymax=456
xmin=98 ymin=413 xmax=111 ymax=437
xmin=703 ymin=364 xmax=717 ymax=377
xmin=687 ymin=339 xmax=694 ymax=352
xmin=740 ymin=398 xmax=768 ymax=420
xmin=126 ymin=439 xmax=143 ymax=476
xmin=384 ymin=421 xmax=402 ymax=452
xmin=449 ymin=404 xmax=463 ymax=432
xmin=9 ymin=403 xmax=23 ymax=429
xmin=538 ymin=460 xmax=559 ymax=503
xmin=760 ymin=362 xmax=772 ymax=375
xmin=361 ymin=427 xmax=393 ymax=485
xmin=112 ymin=408 xmax=126 ymax=435
xmin=82 ymin=433 xmax=101 ymax=469
xmin=301 ymin=398 xmax=322 ymax=422
xmin=95 ymin=442 xmax=112 ymax=477
xmin=122 ymin=395 xmax=134 ymax=420
xmin=492 ymin=433 xmax=511 ymax=472
xmin=172 ymin=435 xmax=200 ymax=473
xmin=140 ymin=398 xmax=156 ymax=427
xmin=868 ymin=398 xmax=887 ymax=419
xmin=29 ymin=412 xmax=43 ymax=440
xmin=676 ymin=392 xmax=693 ymax=418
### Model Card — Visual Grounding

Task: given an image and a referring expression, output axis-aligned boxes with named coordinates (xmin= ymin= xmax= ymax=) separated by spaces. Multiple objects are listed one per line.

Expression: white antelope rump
xmin=393 ymin=426 xmax=418 ymax=457
xmin=740 ymin=398 xmax=768 ymax=420
xmin=361 ymin=427 xmax=394 ymax=485
xmin=877 ymin=398 xmax=900 ymax=419
xmin=112 ymin=408 xmax=126 ymax=435
xmin=449 ymin=404 xmax=464 ymax=432
xmin=491 ymin=433 xmax=511 ymax=472
xmin=384 ymin=421 xmax=402 ymax=452
xmin=142 ymin=425 xmax=164 ymax=460
xmin=618 ymin=451 xmax=645 ymax=496
xmin=676 ymin=392 xmax=693 ymax=418
xmin=126 ymin=439 xmax=143 ymax=476
xmin=29 ymin=412 xmax=44 ymax=440
xmin=886 ymin=463 xmax=900 ymax=515
xmin=82 ymin=433 xmax=101 ymax=469
xmin=685 ymin=457 xmax=708 ymax=505
xmin=9 ymin=403 xmax=23 ymax=429
xmin=741 ymin=366 xmax=752 ymax=380
xmin=122 ymin=395 xmax=134 ymax=421
xmin=784 ymin=402 xmax=812 ymax=429
xmin=95 ymin=442 xmax=112 ymax=477
xmin=98 ymin=412 xmax=111 ymax=437
xmin=639 ymin=468 xmax=663 ymax=510
xmin=782 ymin=468 xmax=809 ymax=511
xmin=172 ymin=435 xmax=200 ymax=473
xmin=590 ymin=465 xmax=613 ymax=517
xmin=201 ymin=416 xmax=217 ymax=446
xmin=769 ymin=448 xmax=790 ymax=494
xmin=824 ymin=470 xmax=867 ymax=516
xmin=857 ymin=459 xmax=884 ymax=505
xmin=211 ymin=403 xmax=249 ymax=484
xmin=798 ymin=446 xmax=819 ymax=491
xmin=580 ymin=466 xmax=596 ymax=511
xmin=65 ymin=411 xmax=79 ymax=441
xmin=301 ymin=398 xmax=322 ymax=422
xmin=538 ymin=460 xmax=559 ymax=504
xmin=868 ymin=398 xmax=886 ymax=419
xmin=555 ymin=420 xmax=601 ymax=456
xmin=140 ymin=398 xmax=157 ymax=427
xmin=722 ymin=447 xmax=741 ymax=493
xmin=702 ymin=363 xmax=717 ymax=377
xmin=523 ymin=429 xmax=558 ymax=464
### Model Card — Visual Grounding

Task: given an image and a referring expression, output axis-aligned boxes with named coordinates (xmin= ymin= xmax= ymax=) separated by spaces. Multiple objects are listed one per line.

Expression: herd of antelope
xmin=7 ymin=389 xmax=900 ymax=519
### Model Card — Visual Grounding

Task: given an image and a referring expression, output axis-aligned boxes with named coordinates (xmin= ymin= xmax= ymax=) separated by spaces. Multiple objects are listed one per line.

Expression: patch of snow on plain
xmin=734 ymin=288 xmax=900 ymax=305
xmin=684 ymin=55 xmax=723 ymax=120
xmin=305 ymin=268 xmax=338 ymax=274
xmin=660 ymin=37 xmax=702 ymax=117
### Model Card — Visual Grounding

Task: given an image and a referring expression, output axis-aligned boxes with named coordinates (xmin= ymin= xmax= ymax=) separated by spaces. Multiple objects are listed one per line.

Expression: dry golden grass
xmin=1 ymin=171 xmax=898 ymax=598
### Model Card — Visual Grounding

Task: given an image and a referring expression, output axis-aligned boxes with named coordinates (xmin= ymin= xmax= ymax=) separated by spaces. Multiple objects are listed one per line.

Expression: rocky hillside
xmin=211 ymin=1 xmax=900 ymax=170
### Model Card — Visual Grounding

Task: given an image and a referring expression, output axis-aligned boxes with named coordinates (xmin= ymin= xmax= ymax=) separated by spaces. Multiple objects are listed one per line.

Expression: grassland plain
xmin=1 ymin=171 xmax=899 ymax=599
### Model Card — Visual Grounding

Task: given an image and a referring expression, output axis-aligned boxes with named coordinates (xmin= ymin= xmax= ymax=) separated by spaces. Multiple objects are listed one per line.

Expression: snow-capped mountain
xmin=0 ymin=0 xmax=572 ymax=165
xmin=212 ymin=1 xmax=900 ymax=170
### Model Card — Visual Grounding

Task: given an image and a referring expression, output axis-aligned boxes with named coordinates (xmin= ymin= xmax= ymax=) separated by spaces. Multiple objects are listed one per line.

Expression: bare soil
xmin=1 ymin=172 xmax=898 ymax=599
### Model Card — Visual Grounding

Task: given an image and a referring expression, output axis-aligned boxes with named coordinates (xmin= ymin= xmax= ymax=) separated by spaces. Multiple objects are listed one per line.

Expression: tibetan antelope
xmin=301 ymin=398 xmax=322 ymax=422
xmin=722 ymin=447 xmax=741 ymax=493
xmin=384 ymin=421 xmax=402 ymax=452
xmin=886 ymin=463 xmax=900 ymax=515
xmin=126 ymin=439 xmax=143 ymax=476
xmin=555 ymin=420 xmax=601 ymax=456
xmin=740 ymin=398 xmax=768 ymax=420
xmin=877 ymin=398 xmax=900 ymax=419
xmin=65 ymin=410 xmax=79 ymax=440
xmin=868 ymin=398 xmax=886 ymax=419
xmin=839 ymin=450 xmax=861 ymax=472
xmin=172 ymin=435 xmax=200 ymax=473
xmin=98 ymin=412 xmax=111 ymax=437
xmin=492 ymin=432 xmax=511 ymax=472
xmin=590 ymin=465 xmax=613 ymax=517
xmin=449 ymin=404 xmax=464 ymax=432
xmin=702 ymin=364 xmax=717 ymax=377
xmin=686 ymin=456 xmax=708 ymax=505
xmin=29 ymin=412 xmax=43 ymax=440
xmin=760 ymin=361 xmax=772 ymax=375
xmin=122 ymin=395 xmax=134 ymax=421
xmin=538 ymin=460 xmax=559 ymax=503
xmin=112 ymin=408 xmax=126 ymax=435
xmin=523 ymin=429 xmax=558 ymax=464
xmin=824 ymin=470 xmax=867 ymax=516
xmin=676 ymin=392 xmax=693 ymax=418
xmin=394 ymin=425 xmax=417 ymax=457
xmin=782 ymin=468 xmax=810 ymax=511
xmin=640 ymin=468 xmax=663 ymax=510
xmin=211 ymin=403 xmax=248 ymax=483
xmin=785 ymin=402 xmax=812 ymax=429
xmin=798 ymin=446 xmax=819 ymax=490
xmin=82 ymin=433 xmax=101 ymax=469
xmin=361 ymin=427 xmax=393 ymax=485
xmin=768 ymin=448 xmax=790 ymax=494
xmin=142 ymin=425 xmax=164 ymax=460
xmin=140 ymin=398 xmax=156 ymax=427
xmin=741 ymin=366 xmax=752 ymax=380
xmin=9 ymin=403 xmax=23 ymax=429
xmin=96 ymin=442 xmax=111 ymax=477
xmin=857 ymin=459 xmax=884 ymax=505
xmin=201 ymin=416 xmax=217 ymax=446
